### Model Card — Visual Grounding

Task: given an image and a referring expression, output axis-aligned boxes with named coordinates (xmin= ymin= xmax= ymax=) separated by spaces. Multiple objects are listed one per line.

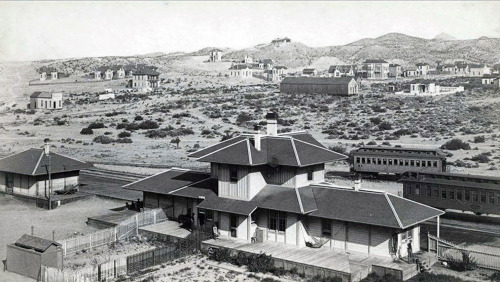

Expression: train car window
xmin=441 ymin=189 xmax=447 ymax=199
xmin=383 ymin=159 xmax=387 ymax=165
xmin=356 ymin=157 xmax=360 ymax=163
xmin=399 ymin=159 xmax=404 ymax=166
xmin=394 ymin=159 xmax=398 ymax=165
xmin=378 ymin=158 xmax=382 ymax=165
xmin=472 ymin=190 xmax=478 ymax=202
xmin=457 ymin=190 xmax=462 ymax=201
xmin=497 ymin=193 xmax=500 ymax=205
xmin=415 ymin=184 xmax=420 ymax=195
xmin=433 ymin=161 xmax=438 ymax=167
xmin=405 ymin=160 xmax=409 ymax=166
xmin=449 ymin=190 xmax=455 ymax=200
xmin=388 ymin=159 xmax=393 ymax=165
xmin=426 ymin=185 xmax=431 ymax=197
xmin=480 ymin=191 xmax=486 ymax=203
xmin=416 ymin=160 xmax=421 ymax=167
xmin=422 ymin=161 xmax=426 ymax=167
xmin=410 ymin=160 xmax=415 ymax=167
xmin=367 ymin=158 xmax=371 ymax=164
xmin=373 ymin=158 xmax=377 ymax=164
xmin=465 ymin=190 xmax=470 ymax=201
xmin=488 ymin=192 xmax=494 ymax=204
xmin=361 ymin=158 xmax=366 ymax=164
xmin=428 ymin=161 xmax=432 ymax=167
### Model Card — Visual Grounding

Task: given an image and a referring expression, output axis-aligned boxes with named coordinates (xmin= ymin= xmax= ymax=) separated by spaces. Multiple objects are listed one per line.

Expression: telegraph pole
xmin=44 ymin=138 xmax=52 ymax=210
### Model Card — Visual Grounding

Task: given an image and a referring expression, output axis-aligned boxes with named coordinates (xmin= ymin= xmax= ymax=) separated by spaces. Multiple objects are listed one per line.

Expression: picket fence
xmin=58 ymin=209 xmax=167 ymax=256
xmin=41 ymin=258 xmax=127 ymax=282
xmin=428 ymin=233 xmax=500 ymax=270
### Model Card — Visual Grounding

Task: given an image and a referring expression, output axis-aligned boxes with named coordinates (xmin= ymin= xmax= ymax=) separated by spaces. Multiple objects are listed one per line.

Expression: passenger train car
xmin=351 ymin=146 xmax=447 ymax=176
xmin=400 ymin=171 xmax=500 ymax=215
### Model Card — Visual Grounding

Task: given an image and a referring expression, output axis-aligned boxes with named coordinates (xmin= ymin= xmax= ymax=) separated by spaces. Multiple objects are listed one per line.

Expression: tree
xmin=171 ymin=137 xmax=181 ymax=148
xmin=441 ymin=139 xmax=471 ymax=150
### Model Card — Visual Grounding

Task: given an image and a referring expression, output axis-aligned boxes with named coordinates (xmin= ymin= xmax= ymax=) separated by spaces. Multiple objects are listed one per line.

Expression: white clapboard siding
xmin=173 ymin=197 xmax=188 ymax=218
xmin=237 ymin=215 xmax=248 ymax=240
xmin=219 ymin=212 xmax=230 ymax=237
xmin=332 ymin=220 xmax=347 ymax=250
xmin=370 ymin=225 xmax=393 ymax=257
xmin=348 ymin=223 xmax=370 ymax=253
xmin=286 ymin=213 xmax=298 ymax=245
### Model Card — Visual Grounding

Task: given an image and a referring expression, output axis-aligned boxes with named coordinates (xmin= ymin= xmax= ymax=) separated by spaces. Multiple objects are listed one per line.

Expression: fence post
xmin=427 ymin=232 xmax=430 ymax=252
xmin=136 ymin=214 xmax=139 ymax=236
xmin=89 ymin=234 xmax=92 ymax=251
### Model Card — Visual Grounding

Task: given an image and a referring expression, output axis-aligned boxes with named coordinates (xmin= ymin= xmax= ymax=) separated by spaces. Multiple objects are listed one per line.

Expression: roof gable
xmin=15 ymin=234 xmax=60 ymax=252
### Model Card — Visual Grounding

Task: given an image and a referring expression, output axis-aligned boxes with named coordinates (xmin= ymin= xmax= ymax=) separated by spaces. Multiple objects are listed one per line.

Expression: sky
xmin=0 ymin=1 xmax=499 ymax=61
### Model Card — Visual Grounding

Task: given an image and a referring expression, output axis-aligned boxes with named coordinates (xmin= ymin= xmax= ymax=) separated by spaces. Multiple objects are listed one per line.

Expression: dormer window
xmin=230 ymin=166 xmax=238 ymax=183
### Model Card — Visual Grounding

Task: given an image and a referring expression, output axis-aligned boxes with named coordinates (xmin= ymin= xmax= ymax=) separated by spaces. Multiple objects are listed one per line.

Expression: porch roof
xmin=197 ymin=194 xmax=257 ymax=215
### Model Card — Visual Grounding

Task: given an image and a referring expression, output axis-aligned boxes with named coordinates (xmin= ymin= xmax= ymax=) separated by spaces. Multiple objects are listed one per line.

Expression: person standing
xmin=407 ymin=239 xmax=413 ymax=263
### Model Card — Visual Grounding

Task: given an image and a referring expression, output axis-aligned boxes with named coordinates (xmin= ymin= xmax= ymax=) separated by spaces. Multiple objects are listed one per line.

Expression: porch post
xmin=436 ymin=215 xmax=440 ymax=258
xmin=247 ymin=214 xmax=251 ymax=242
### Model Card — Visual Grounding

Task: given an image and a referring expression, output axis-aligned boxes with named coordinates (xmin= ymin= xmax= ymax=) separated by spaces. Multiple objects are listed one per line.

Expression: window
xmin=433 ymin=187 xmax=439 ymax=198
xmin=230 ymin=214 xmax=238 ymax=237
xmin=433 ymin=161 xmax=438 ymax=167
xmin=416 ymin=160 xmax=420 ymax=167
xmin=442 ymin=189 xmax=447 ymax=199
xmin=307 ymin=168 xmax=314 ymax=181
xmin=394 ymin=159 xmax=398 ymax=166
xmin=6 ymin=173 xmax=14 ymax=188
xmin=405 ymin=160 xmax=409 ymax=166
xmin=361 ymin=158 xmax=366 ymax=164
xmin=269 ymin=210 xmax=286 ymax=232
xmin=321 ymin=218 xmax=332 ymax=237
xmin=465 ymin=190 xmax=470 ymax=201
xmin=472 ymin=190 xmax=478 ymax=202
xmin=422 ymin=161 xmax=426 ymax=167
xmin=399 ymin=159 xmax=404 ymax=166
xmin=488 ymin=192 xmax=495 ymax=204
xmin=373 ymin=158 xmax=377 ymax=164
xmin=367 ymin=158 xmax=371 ymax=164
xmin=230 ymin=167 xmax=238 ymax=183
xmin=410 ymin=160 xmax=415 ymax=167
xmin=497 ymin=193 xmax=500 ymax=205
xmin=404 ymin=184 xmax=411 ymax=195
xmin=426 ymin=185 xmax=432 ymax=197
xmin=457 ymin=190 xmax=463 ymax=201
xmin=449 ymin=189 xmax=455 ymax=200
xmin=377 ymin=158 xmax=382 ymax=165
xmin=356 ymin=157 xmax=361 ymax=163
xmin=206 ymin=210 xmax=214 ymax=221
xmin=415 ymin=184 xmax=420 ymax=196
xmin=480 ymin=191 xmax=486 ymax=203
xmin=383 ymin=159 xmax=387 ymax=165
xmin=428 ymin=161 xmax=432 ymax=167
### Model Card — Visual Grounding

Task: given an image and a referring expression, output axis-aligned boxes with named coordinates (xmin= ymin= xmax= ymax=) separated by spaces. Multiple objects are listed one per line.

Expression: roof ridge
xmin=384 ymin=193 xmax=404 ymax=229
xmin=294 ymin=187 xmax=305 ymax=214
xmin=290 ymin=139 xmax=301 ymax=166
xmin=387 ymin=193 xmax=445 ymax=214
xmin=193 ymin=139 xmax=248 ymax=160
xmin=293 ymin=138 xmax=348 ymax=159
xmin=188 ymin=136 xmax=244 ymax=158
xmin=246 ymin=139 xmax=253 ymax=165
xmin=123 ymin=168 xmax=174 ymax=188
xmin=0 ymin=148 xmax=36 ymax=162
xmin=32 ymin=151 xmax=44 ymax=176
xmin=168 ymin=176 xmax=213 ymax=195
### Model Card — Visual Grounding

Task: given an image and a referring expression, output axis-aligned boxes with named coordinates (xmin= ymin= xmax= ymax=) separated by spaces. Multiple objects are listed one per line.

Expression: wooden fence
xmin=428 ymin=233 xmax=500 ymax=270
xmin=41 ymin=258 xmax=127 ymax=282
xmin=58 ymin=209 xmax=167 ymax=255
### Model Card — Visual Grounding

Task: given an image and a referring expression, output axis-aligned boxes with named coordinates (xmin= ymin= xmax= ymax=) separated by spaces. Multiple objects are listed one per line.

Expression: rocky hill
xmin=36 ymin=32 xmax=500 ymax=74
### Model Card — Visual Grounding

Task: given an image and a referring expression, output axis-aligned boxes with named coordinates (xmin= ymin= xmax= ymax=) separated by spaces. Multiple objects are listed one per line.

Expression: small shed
xmin=6 ymin=234 xmax=63 ymax=279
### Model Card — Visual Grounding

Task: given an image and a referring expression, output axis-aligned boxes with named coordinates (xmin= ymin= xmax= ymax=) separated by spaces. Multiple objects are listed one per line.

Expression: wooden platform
xmin=203 ymin=237 xmax=421 ymax=281
xmin=139 ymin=221 xmax=191 ymax=239
xmin=87 ymin=209 xmax=138 ymax=228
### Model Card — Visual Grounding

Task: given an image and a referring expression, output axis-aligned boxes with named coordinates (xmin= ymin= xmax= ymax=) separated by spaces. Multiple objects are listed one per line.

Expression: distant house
xmin=416 ymin=63 xmax=430 ymax=76
xmin=209 ymin=49 xmax=222 ymax=62
xmin=229 ymin=64 xmax=253 ymax=78
xmin=265 ymin=66 xmax=288 ymax=82
xmin=455 ymin=61 xmax=470 ymax=76
xmin=302 ymin=68 xmax=318 ymax=77
xmin=362 ymin=60 xmax=389 ymax=79
xmin=6 ymin=234 xmax=63 ymax=279
xmin=410 ymin=80 xmax=464 ymax=95
xmin=29 ymin=92 xmax=63 ymax=110
xmin=328 ymin=65 xmax=356 ymax=77
xmin=388 ymin=64 xmax=402 ymax=78
xmin=244 ymin=55 xmax=253 ymax=64
xmin=403 ymin=68 xmax=418 ymax=77
xmin=113 ymin=66 xmax=126 ymax=79
xmin=271 ymin=37 xmax=291 ymax=44
xmin=469 ymin=64 xmax=491 ymax=77
xmin=258 ymin=59 xmax=274 ymax=70
xmin=492 ymin=64 xmax=500 ymax=74
xmin=131 ymin=66 xmax=161 ymax=92
xmin=280 ymin=77 xmax=359 ymax=96
xmin=38 ymin=67 xmax=63 ymax=81
xmin=0 ymin=147 xmax=89 ymax=200
xmin=481 ymin=74 xmax=499 ymax=85
xmin=99 ymin=93 xmax=115 ymax=101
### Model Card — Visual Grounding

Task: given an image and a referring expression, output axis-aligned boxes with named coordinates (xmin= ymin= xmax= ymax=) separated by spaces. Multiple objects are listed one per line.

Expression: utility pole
xmin=44 ymin=138 xmax=52 ymax=210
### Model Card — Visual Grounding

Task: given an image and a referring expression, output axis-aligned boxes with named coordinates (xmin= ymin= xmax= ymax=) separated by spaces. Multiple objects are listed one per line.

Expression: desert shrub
xmin=371 ymin=105 xmax=387 ymax=113
xmin=93 ymin=135 xmax=114 ymax=144
xmin=441 ymin=139 xmax=471 ymax=150
xmin=247 ymin=253 xmax=274 ymax=273
xmin=393 ymin=128 xmax=412 ymax=137
xmin=56 ymin=120 xmax=66 ymax=126
xmin=208 ymin=248 xmax=231 ymax=262
xmin=367 ymin=140 xmax=377 ymax=145
xmin=307 ymin=275 xmax=343 ymax=282
xmin=88 ymin=122 xmax=105 ymax=129
xmin=445 ymin=251 xmax=478 ymax=272
xmin=271 ymin=267 xmax=286 ymax=276
xmin=378 ymin=121 xmax=392 ymax=131
xmin=134 ymin=115 xmax=144 ymax=121
xmin=260 ymin=279 xmax=279 ymax=282
xmin=118 ymin=131 xmax=131 ymax=138
xmin=138 ymin=120 xmax=159 ymax=130
xmin=116 ymin=138 xmax=133 ymax=143
xmin=473 ymin=135 xmax=485 ymax=143
xmin=369 ymin=117 xmax=382 ymax=125
xmin=80 ymin=128 xmax=93 ymax=135
xmin=171 ymin=137 xmax=181 ymax=148
xmin=471 ymin=153 xmax=490 ymax=163
xmin=231 ymin=252 xmax=249 ymax=266
xmin=236 ymin=112 xmax=253 ymax=125
xmin=104 ymin=131 xmax=112 ymax=135
xmin=329 ymin=145 xmax=347 ymax=155
xmin=490 ymin=271 xmax=500 ymax=281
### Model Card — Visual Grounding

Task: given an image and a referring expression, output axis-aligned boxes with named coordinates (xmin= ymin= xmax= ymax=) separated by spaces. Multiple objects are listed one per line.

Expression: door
xmin=5 ymin=173 xmax=14 ymax=194
xmin=230 ymin=214 xmax=237 ymax=238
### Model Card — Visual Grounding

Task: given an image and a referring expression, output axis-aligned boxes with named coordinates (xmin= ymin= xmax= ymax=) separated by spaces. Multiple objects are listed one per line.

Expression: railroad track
xmin=80 ymin=168 xmax=150 ymax=182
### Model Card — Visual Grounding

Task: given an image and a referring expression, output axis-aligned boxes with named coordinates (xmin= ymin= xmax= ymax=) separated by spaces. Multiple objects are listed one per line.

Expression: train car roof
xmin=352 ymin=146 xmax=447 ymax=158
xmin=399 ymin=172 xmax=500 ymax=190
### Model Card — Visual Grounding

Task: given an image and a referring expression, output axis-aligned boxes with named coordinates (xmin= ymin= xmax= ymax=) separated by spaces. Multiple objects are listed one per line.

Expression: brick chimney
xmin=265 ymin=112 xmax=278 ymax=136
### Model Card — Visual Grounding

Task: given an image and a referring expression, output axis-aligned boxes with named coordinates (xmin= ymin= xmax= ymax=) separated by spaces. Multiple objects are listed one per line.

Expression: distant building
xmin=99 ymin=93 xmax=115 ymax=101
xmin=258 ymin=59 xmax=274 ymax=70
xmin=0 ymin=147 xmax=89 ymax=199
xmin=209 ymin=49 xmax=222 ymax=62
xmin=362 ymin=59 xmax=389 ymax=79
xmin=388 ymin=64 xmax=402 ymax=78
xmin=481 ymin=74 xmax=499 ymax=85
xmin=469 ymin=64 xmax=491 ymax=77
xmin=29 ymin=92 xmax=63 ymax=110
xmin=302 ymin=68 xmax=318 ymax=77
xmin=280 ymin=77 xmax=359 ymax=96
xmin=416 ymin=63 xmax=430 ymax=76
xmin=410 ymin=81 xmax=464 ymax=95
xmin=492 ymin=64 xmax=500 ymax=74
xmin=328 ymin=65 xmax=356 ymax=77
xmin=229 ymin=64 xmax=253 ymax=78
xmin=38 ymin=67 xmax=63 ymax=81
xmin=244 ymin=55 xmax=253 ymax=64
xmin=403 ymin=68 xmax=418 ymax=77
xmin=131 ymin=67 xmax=161 ymax=92
xmin=265 ymin=66 xmax=288 ymax=82
xmin=271 ymin=37 xmax=291 ymax=44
